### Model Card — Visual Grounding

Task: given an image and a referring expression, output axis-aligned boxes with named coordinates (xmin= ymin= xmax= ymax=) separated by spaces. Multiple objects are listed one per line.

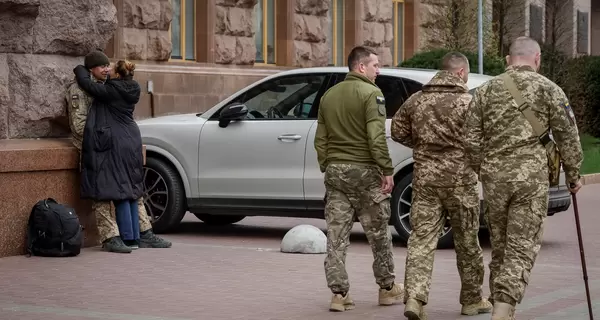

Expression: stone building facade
xmin=1 ymin=0 xmax=597 ymax=139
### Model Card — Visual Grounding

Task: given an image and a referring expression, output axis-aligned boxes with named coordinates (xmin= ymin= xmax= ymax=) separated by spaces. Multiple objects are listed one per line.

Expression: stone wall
xmin=360 ymin=0 xmax=393 ymax=66
xmin=0 ymin=0 xmax=117 ymax=139
xmin=214 ymin=0 xmax=257 ymax=64
xmin=292 ymin=0 xmax=330 ymax=67
xmin=119 ymin=0 xmax=172 ymax=61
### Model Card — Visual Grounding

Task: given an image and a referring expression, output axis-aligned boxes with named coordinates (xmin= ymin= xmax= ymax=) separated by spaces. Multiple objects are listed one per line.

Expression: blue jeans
xmin=114 ymin=199 xmax=140 ymax=241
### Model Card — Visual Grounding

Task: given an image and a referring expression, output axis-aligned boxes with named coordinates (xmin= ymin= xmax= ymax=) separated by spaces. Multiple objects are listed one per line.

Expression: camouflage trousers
xmin=323 ymin=163 xmax=395 ymax=294
xmin=93 ymin=197 xmax=153 ymax=243
xmin=483 ymin=180 xmax=548 ymax=306
xmin=404 ymin=184 xmax=484 ymax=305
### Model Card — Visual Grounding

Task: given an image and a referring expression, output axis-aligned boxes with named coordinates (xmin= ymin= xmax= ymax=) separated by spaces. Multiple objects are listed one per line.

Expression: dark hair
xmin=114 ymin=60 xmax=135 ymax=79
xmin=347 ymin=46 xmax=378 ymax=71
xmin=440 ymin=52 xmax=469 ymax=71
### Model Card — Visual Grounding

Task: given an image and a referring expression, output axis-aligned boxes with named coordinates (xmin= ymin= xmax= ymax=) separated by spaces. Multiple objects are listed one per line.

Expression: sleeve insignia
xmin=376 ymin=95 xmax=386 ymax=105
xmin=378 ymin=105 xmax=386 ymax=116
xmin=560 ymin=101 xmax=576 ymax=125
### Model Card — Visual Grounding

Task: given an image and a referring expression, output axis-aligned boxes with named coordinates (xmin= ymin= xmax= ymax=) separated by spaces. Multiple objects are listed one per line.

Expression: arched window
xmin=328 ymin=0 xmax=345 ymax=66
xmin=255 ymin=0 xmax=276 ymax=64
xmin=392 ymin=0 xmax=405 ymax=67
xmin=170 ymin=0 xmax=196 ymax=61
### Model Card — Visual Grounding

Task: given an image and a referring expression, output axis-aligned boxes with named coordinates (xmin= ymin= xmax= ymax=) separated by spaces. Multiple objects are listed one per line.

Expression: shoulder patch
xmin=376 ymin=95 xmax=386 ymax=105
xmin=560 ymin=101 xmax=576 ymax=125
xmin=378 ymin=105 xmax=386 ymax=116
xmin=71 ymin=95 xmax=79 ymax=100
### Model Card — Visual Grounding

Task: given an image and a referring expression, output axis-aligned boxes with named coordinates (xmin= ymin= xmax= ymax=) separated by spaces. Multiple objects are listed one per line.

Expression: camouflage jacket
xmin=391 ymin=70 xmax=477 ymax=187
xmin=464 ymin=65 xmax=583 ymax=184
xmin=65 ymin=78 xmax=94 ymax=150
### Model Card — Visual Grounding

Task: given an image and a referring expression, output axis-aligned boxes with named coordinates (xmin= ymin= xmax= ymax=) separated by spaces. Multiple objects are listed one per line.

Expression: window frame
xmin=255 ymin=0 xmax=277 ymax=65
xmin=209 ymin=73 xmax=334 ymax=121
xmin=329 ymin=0 xmax=345 ymax=66
xmin=169 ymin=0 xmax=196 ymax=62
xmin=392 ymin=0 xmax=405 ymax=67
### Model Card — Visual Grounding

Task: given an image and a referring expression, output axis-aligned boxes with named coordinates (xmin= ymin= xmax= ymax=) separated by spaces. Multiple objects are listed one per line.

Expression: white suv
xmin=137 ymin=67 xmax=571 ymax=249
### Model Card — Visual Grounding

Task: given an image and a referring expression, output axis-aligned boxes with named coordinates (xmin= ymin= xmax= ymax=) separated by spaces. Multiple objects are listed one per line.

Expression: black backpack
xmin=26 ymin=198 xmax=84 ymax=257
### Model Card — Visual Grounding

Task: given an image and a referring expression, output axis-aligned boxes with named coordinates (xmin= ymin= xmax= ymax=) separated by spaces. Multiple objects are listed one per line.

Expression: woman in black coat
xmin=74 ymin=60 xmax=144 ymax=248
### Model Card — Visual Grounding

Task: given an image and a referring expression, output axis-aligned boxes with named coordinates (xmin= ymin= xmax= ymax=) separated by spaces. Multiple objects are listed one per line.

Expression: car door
xmin=197 ymin=73 xmax=330 ymax=209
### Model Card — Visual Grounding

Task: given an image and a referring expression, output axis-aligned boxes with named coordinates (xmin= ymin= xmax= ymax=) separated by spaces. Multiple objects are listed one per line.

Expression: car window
xmin=231 ymin=74 xmax=327 ymax=120
xmin=375 ymin=76 xmax=408 ymax=118
xmin=401 ymin=78 xmax=423 ymax=99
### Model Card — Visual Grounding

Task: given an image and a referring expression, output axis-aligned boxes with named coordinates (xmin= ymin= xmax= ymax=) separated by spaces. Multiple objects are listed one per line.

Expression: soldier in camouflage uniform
xmin=315 ymin=46 xmax=403 ymax=312
xmin=391 ymin=52 xmax=492 ymax=320
xmin=66 ymin=50 xmax=172 ymax=253
xmin=464 ymin=37 xmax=583 ymax=320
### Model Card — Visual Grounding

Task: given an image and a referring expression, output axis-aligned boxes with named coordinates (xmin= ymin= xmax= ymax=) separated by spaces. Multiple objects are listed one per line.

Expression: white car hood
xmin=136 ymin=113 xmax=205 ymax=125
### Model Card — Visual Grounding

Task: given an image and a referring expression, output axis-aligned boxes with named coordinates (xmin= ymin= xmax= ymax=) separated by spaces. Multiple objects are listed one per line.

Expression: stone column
xmin=291 ymin=0 xmax=330 ymax=67
xmin=339 ymin=0 xmax=394 ymax=67
xmin=0 ymin=0 xmax=117 ymax=139
xmin=110 ymin=0 xmax=173 ymax=61
xmin=214 ymin=0 xmax=258 ymax=64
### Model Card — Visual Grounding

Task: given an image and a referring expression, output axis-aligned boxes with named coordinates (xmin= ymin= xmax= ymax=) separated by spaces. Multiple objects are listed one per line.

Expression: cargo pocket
xmin=371 ymin=192 xmax=391 ymax=222
xmin=93 ymin=126 xmax=112 ymax=152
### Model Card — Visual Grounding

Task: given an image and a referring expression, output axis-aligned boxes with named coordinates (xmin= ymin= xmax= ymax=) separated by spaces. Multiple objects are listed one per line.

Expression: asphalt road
xmin=0 ymin=184 xmax=598 ymax=320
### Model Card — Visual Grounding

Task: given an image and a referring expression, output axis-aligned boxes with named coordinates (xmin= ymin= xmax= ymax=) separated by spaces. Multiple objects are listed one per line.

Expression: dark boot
xmin=123 ymin=239 xmax=140 ymax=250
xmin=102 ymin=236 xmax=133 ymax=253
xmin=139 ymin=230 xmax=172 ymax=248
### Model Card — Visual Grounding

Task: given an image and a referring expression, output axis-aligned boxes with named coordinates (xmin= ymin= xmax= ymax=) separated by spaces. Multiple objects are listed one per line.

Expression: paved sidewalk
xmin=0 ymin=184 xmax=599 ymax=320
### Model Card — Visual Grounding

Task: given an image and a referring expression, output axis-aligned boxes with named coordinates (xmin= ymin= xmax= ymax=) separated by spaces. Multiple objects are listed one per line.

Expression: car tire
xmin=193 ymin=214 xmax=246 ymax=226
xmin=143 ymin=157 xmax=187 ymax=234
xmin=390 ymin=171 xmax=456 ymax=250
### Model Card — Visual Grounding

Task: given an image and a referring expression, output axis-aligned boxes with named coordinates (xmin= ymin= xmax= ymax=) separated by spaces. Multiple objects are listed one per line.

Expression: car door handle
xmin=277 ymin=134 xmax=302 ymax=141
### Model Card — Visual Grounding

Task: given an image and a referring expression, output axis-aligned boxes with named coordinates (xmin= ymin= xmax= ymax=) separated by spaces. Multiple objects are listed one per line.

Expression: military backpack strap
xmin=500 ymin=72 xmax=553 ymax=147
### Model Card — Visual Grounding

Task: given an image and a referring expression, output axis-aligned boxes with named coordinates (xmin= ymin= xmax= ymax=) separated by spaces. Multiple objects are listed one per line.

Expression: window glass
xmin=231 ymin=75 xmax=327 ymax=120
xmin=255 ymin=1 xmax=264 ymax=62
xmin=185 ymin=0 xmax=195 ymax=60
xmin=171 ymin=0 xmax=181 ymax=58
xmin=375 ymin=76 xmax=407 ymax=118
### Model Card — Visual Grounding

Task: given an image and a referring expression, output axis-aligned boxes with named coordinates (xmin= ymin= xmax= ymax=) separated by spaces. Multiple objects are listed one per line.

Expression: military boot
xmin=329 ymin=293 xmax=355 ymax=312
xmin=378 ymin=282 xmax=404 ymax=306
xmin=102 ymin=236 xmax=132 ymax=253
xmin=491 ymin=302 xmax=515 ymax=320
xmin=139 ymin=229 xmax=172 ymax=248
xmin=404 ymin=298 xmax=425 ymax=320
xmin=461 ymin=298 xmax=493 ymax=315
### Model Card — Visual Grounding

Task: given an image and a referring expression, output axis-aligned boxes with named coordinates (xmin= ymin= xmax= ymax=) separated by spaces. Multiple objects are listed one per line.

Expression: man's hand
xmin=568 ymin=180 xmax=583 ymax=194
xmin=381 ymin=175 xmax=394 ymax=194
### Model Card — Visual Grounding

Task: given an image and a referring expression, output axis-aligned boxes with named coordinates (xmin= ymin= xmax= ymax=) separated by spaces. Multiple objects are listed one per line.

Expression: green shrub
xmin=558 ymin=55 xmax=600 ymax=138
xmin=399 ymin=48 xmax=506 ymax=76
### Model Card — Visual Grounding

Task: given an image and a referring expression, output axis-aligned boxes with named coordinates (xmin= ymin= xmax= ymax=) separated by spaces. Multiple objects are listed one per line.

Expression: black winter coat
xmin=74 ymin=65 xmax=144 ymax=201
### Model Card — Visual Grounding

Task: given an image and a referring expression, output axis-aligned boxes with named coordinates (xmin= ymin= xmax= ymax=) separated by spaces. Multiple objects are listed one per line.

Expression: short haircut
xmin=440 ymin=52 xmax=469 ymax=71
xmin=347 ymin=46 xmax=377 ymax=71
xmin=509 ymin=36 xmax=541 ymax=56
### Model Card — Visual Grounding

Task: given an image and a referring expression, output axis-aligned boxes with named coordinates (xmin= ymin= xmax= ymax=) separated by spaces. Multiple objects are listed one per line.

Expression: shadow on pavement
xmin=167 ymin=220 xmax=495 ymax=250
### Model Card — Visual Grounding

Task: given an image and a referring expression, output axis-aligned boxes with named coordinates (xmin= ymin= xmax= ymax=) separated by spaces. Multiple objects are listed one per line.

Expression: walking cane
xmin=570 ymin=184 xmax=594 ymax=320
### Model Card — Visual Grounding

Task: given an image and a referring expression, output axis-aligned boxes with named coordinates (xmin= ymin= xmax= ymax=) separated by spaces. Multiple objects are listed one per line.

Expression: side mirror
xmin=219 ymin=103 xmax=249 ymax=128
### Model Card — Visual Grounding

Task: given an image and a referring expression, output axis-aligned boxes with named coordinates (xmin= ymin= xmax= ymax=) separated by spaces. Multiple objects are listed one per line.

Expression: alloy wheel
xmin=142 ymin=167 xmax=169 ymax=223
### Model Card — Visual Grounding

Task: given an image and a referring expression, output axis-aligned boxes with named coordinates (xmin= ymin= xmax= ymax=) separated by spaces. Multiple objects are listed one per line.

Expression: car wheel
xmin=193 ymin=214 xmax=246 ymax=226
xmin=143 ymin=157 xmax=187 ymax=233
xmin=390 ymin=171 xmax=455 ymax=249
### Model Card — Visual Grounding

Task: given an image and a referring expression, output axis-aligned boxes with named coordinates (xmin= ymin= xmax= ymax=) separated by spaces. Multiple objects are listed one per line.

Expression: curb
xmin=582 ymin=173 xmax=600 ymax=185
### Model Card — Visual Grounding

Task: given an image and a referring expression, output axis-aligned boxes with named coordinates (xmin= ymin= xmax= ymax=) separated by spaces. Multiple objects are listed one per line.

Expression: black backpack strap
xmin=26 ymin=203 xmax=39 ymax=258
